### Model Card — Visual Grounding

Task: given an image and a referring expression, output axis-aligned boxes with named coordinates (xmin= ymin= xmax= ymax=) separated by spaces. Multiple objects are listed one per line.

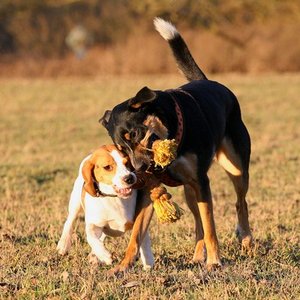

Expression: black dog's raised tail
xmin=154 ymin=17 xmax=207 ymax=81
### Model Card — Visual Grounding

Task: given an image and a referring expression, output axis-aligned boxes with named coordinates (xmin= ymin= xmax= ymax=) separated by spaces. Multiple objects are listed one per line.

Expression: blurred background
xmin=1 ymin=0 xmax=300 ymax=77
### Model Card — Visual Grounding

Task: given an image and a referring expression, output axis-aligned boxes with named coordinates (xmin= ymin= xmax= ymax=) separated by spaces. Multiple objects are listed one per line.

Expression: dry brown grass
xmin=0 ymin=74 xmax=299 ymax=299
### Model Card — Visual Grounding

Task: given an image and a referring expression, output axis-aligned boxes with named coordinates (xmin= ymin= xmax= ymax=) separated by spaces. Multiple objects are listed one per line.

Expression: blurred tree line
xmin=1 ymin=0 xmax=299 ymax=57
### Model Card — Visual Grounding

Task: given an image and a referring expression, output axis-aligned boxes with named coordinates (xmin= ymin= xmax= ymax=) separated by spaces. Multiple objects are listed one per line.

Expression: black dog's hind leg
xmin=228 ymin=172 xmax=252 ymax=250
xmin=216 ymin=124 xmax=253 ymax=250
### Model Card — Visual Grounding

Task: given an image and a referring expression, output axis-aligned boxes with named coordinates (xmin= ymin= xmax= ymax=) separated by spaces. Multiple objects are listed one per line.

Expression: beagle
xmin=57 ymin=145 xmax=154 ymax=269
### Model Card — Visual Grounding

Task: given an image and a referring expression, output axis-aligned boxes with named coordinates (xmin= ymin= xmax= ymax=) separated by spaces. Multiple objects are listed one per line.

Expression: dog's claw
xmin=242 ymin=235 xmax=253 ymax=248
xmin=206 ymin=262 xmax=222 ymax=272
xmin=241 ymin=235 xmax=254 ymax=255
xmin=107 ymin=264 xmax=130 ymax=277
xmin=206 ymin=254 xmax=222 ymax=271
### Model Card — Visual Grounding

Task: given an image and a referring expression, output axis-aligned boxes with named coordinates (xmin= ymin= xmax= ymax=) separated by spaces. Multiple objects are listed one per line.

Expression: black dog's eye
xmin=124 ymin=132 xmax=131 ymax=141
xmin=124 ymin=129 xmax=138 ymax=141
xmin=103 ymin=165 xmax=113 ymax=171
xmin=132 ymin=127 xmax=146 ymax=140
xmin=131 ymin=130 xmax=137 ymax=139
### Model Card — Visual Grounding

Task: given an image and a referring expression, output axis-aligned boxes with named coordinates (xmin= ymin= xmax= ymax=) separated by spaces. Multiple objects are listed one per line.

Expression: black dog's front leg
xmin=108 ymin=189 xmax=154 ymax=276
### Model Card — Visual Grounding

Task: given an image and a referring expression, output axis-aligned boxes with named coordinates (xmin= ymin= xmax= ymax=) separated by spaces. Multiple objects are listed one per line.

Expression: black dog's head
xmin=100 ymin=86 xmax=169 ymax=171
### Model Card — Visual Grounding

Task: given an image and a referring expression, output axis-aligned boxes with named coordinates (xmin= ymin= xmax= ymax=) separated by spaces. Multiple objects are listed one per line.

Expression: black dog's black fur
xmin=103 ymin=80 xmax=250 ymax=176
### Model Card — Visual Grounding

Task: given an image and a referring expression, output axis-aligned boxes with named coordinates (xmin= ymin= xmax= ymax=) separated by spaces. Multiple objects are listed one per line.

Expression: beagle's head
xmin=82 ymin=145 xmax=137 ymax=198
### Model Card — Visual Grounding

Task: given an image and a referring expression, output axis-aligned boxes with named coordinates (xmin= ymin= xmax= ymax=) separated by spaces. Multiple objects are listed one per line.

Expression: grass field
xmin=0 ymin=74 xmax=299 ymax=299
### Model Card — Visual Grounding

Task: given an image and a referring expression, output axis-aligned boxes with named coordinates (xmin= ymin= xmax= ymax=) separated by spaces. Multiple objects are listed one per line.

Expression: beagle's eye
xmin=103 ymin=165 xmax=113 ymax=171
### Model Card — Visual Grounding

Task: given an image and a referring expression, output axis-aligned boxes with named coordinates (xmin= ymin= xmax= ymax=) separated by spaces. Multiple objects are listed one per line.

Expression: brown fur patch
xmin=93 ymin=154 xmax=116 ymax=185
xmin=138 ymin=115 xmax=169 ymax=150
xmin=125 ymin=221 xmax=134 ymax=231
xmin=216 ymin=138 xmax=242 ymax=176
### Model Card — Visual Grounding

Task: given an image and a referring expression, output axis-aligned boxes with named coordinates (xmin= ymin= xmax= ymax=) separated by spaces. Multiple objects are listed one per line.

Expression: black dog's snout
xmin=123 ymin=174 xmax=135 ymax=185
xmin=135 ymin=163 xmax=148 ymax=172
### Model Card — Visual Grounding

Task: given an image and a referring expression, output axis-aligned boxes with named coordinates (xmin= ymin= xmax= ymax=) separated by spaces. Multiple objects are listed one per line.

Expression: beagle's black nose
xmin=123 ymin=174 xmax=135 ymax=185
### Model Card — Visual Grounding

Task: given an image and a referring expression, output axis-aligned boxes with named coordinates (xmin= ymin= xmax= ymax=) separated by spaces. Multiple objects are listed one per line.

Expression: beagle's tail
xmin=154 ymin=17 xmax=207 ymax=81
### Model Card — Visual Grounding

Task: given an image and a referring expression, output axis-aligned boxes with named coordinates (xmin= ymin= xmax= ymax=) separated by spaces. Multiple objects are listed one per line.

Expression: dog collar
xmin=93 ymin=181 xmax=118 ymax=198
xmin=174 ymin=98 xmax=184 ymax=145
xmin=144 ymin=91 xmax=184 ymax=187
xmin=154 ymin=89 xmax=198 ymax=187
xmin=168 ymin=88 xmax=198 ymax=147
xmin=167 ymin=92 xmax=184 ymax=146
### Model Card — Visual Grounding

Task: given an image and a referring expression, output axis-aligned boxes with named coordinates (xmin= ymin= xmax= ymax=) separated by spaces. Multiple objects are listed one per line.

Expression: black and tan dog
xmin=100 ymin=18 xmax=253 ymax=273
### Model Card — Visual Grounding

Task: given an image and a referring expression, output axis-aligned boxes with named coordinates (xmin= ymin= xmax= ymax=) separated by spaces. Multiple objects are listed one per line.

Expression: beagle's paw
xmin=94 ymin=251 xmax=113 ymax=265
xmin=56 ymin=236 xmax=72 ymax=255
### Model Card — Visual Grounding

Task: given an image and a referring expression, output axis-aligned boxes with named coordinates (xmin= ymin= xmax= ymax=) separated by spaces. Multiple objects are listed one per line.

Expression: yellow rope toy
xmin=151 ymin=139 xmax=183 ymax=223
xmin=152 ymin=139 xmax=178 ymax=168
xmin=150 ymin=186 xmax=183 ymax=223
xmin=133 ymin=139 xmax=183 ymax=223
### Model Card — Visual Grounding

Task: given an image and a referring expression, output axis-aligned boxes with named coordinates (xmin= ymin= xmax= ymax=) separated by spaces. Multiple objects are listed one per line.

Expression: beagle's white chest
xmin=84 ymin=191 xmax=137 ymax=234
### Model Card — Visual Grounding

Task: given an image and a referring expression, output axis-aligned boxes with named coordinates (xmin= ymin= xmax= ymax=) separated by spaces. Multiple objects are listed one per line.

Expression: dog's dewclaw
xmin=150 ymin=186 xmax=183 ymax=223
xmin=152 ymin=139 xmax=178 ymax=168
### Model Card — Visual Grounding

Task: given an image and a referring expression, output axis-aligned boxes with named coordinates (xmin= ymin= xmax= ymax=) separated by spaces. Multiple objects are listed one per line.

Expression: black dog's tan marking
xmin=101 ymin=18 xmax=253 ymax=272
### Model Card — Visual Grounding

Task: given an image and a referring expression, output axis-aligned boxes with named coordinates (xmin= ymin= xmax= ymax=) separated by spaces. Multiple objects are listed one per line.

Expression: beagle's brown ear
xmin=128 ymin=86 xmax=157 ymax=109
xmin=82 ymin=160 xmax=98 ymax=197
xmin=99 ymin=110 xmax=112 ymax=129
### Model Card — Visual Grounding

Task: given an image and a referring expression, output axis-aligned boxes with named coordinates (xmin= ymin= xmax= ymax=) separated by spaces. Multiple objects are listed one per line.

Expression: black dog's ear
xmin=128 ymin=86 xmax=157 ymax=109
xmin=99 ymin=110 xmax=112 ymax=129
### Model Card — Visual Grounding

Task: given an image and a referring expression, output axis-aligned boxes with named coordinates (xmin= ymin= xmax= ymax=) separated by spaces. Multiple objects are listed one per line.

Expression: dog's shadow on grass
xmin=155 ymin=236 xmax=277 ymax=272
xmin=155 ymin=251 xmax=203 ymax=272
xmin=220 ymin=235 xmax=277 ymax=268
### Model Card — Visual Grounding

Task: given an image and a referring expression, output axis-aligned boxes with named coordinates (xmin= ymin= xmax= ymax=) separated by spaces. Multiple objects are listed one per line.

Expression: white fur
xmin=57 ymin=152 xmax=154 ymax=269
xmin=111 ymin=149 xmax=136 ymax=189
xmin=154 ymin=17 xmax=178 ymax=41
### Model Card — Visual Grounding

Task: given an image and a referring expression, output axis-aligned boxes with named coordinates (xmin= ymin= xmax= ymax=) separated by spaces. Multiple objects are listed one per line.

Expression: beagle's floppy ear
xmin=99 ymin=110 xmax=112 ymax=129
xmin=82 ymin=160 xmax=98 ymax=197
xmin=128 ymin=86 xmax=157 ymax=109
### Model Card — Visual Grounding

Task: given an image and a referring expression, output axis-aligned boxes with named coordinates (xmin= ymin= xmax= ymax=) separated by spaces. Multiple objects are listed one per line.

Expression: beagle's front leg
xmin=108 ymin=189 xmax=154 ymax=276
xmin=86 ymin=223 xmax=113 ymax=265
